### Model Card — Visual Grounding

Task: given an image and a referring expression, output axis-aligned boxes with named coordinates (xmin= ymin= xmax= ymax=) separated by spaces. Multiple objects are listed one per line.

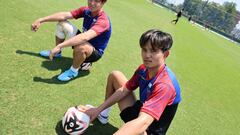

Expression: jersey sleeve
xmin=125 ymin=67 xmax=142 ymax=91
xmin=70 ymin=7 xmax=88 ymax=19
xmin=140 ymin=83 xmax=175 ymax=120
xmin=91 ymin=13 xmax=110 ymax=35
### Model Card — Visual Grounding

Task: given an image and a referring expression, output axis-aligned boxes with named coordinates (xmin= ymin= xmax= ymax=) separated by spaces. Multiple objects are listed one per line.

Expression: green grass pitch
xmin=0 ymin=0 xmax=240 ymax=134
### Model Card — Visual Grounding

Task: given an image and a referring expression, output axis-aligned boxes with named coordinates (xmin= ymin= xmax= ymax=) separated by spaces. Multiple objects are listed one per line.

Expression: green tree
xmin=183 ymin=0 xmax=238 ymax=34
xmin=222 ymin=2 xmax=237 ymax=33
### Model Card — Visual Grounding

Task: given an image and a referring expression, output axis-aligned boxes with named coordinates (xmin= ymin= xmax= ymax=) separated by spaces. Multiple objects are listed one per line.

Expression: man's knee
xmin=73 ymin=45 xmax=87 ymax=56
xmin=108 ymin=71 xmax=126 ymax=85
xmin=56 ymin=21 xmax=65 ymax=39
xmin=109 ymin=71 xmax=123 ymax=79
xmin=56 ymin=21 xmax=78 ymax=39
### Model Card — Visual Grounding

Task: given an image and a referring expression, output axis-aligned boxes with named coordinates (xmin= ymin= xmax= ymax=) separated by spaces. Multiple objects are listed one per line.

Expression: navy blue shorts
xmin=72 ymin=30 xmax=102 ymax=63
xmin=120 ymin=100 xmax=178 ymax=135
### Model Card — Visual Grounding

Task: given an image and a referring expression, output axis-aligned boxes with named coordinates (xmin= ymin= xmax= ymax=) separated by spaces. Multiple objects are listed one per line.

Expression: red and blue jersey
xmin=125 ymin=64 xmax=181 ymax=120
xmin=71 ymin=6 xmax=112 ymax=56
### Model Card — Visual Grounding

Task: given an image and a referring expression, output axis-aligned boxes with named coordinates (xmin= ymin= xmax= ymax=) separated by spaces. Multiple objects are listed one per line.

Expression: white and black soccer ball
xmin=80 ymin=62 xmax=92 ymax=70
xmin=62 ymin=106 xmax=90 ymax=135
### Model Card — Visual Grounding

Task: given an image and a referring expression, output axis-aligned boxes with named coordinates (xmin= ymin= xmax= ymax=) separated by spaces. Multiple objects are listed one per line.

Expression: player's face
xmin=88 ymin=0 xmax=104 ymax=13
xmin=141 ymin=42 xmax=166 ymax=69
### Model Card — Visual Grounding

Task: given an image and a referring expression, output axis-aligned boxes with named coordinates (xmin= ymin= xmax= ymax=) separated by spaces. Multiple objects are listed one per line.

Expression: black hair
xmin=139 ymin=29 xmax=173 ymax=52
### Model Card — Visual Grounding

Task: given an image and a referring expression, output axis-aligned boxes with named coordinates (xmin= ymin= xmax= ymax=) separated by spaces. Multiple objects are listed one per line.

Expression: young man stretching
xmin=31 ymin=0 xmax=111 ymax=81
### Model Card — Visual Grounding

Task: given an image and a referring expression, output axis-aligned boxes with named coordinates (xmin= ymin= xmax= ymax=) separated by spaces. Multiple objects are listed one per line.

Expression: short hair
xmin=139 ymin=29 xmax=173 ymax=52
xmin=101 ymin=0 xmax=107 ymax=3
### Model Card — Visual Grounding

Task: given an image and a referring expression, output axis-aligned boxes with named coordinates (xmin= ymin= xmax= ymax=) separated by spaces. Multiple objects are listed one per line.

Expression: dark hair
xmin=139 ymin=29 xmax=173 ymax=52
xmin=101 ymin=0 xmax=107 ymax=3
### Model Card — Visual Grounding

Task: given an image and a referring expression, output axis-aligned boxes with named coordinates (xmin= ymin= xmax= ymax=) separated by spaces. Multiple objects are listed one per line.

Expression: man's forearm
xmin=57 ymin=33 xmax=88 ymax=49
xmin=114 ymin=112 xmax=154 ymax=135
xmin=57 ymin=30 xmax=97 ymax=49
xmin=38 ymin=12 xmax=72 ymax=23
xmin=114 ymin=120 xmax=147 ymax=135
xmin=98 ymin=88 xmax=130 ymax=115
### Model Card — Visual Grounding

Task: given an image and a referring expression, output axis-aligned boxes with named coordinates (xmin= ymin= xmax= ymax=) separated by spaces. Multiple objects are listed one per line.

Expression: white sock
xmin=70 ymin=66 xmax=79 ymax=73
xmin=100 ymin=107 xmax=112 ymax=117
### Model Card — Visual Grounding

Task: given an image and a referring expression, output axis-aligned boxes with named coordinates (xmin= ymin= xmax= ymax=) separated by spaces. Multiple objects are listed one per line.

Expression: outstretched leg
xmin=174 ymin=18 xmax=179 ymax=24
xmin=171 ymin=17 xmax=179 ymax=24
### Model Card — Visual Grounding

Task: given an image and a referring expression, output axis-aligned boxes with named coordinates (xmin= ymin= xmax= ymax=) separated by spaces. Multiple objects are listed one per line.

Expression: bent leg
xmin=56 ymin=21 xmax=78 ymax=39
xmin=40 ymin=21 xmax=72 ymax=57
xmin=56 ymin=36 xmax=64 ymax=46
xmin=55 ymin=20 xmax=79 ymax=46
xmin=72 ymin=43 xmax=94 ymax=69
xmin=105 ymin=71 xmax=136 ymax=111
xmin=97 ymin=71 xmax=136 ymax=124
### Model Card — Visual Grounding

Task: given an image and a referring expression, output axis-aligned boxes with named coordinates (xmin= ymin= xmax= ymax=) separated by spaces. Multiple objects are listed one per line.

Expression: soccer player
xmin=80 ymin=29 xmax=181 ymax=135
xmin=188 ymin=15 xmax=192 ymax=22
xmin=171 ymin=9 xmax=183 ymax=24
xmin=31 ymin=0 xmax=111 ymax=81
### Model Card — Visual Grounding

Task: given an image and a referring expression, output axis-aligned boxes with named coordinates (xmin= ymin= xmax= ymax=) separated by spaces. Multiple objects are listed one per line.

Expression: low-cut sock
xmin=70 ymin=66 xmax=79 ymax=73
xmin=100 ymin=107 xmax=112 ymax=117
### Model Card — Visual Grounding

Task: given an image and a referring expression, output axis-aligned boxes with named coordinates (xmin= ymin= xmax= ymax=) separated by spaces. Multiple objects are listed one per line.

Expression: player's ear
xmin=163 ymin=50 xmax=169 ymax=58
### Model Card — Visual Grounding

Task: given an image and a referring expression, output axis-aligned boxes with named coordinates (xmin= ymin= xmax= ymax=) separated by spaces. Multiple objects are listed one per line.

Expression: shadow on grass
xmin=32 ymin=70 xmax=90 ymax=84
xmin=16 ymin=50 xmax=90 ymax=84
xmin=55 ymin=120 xmax=118 ymax=135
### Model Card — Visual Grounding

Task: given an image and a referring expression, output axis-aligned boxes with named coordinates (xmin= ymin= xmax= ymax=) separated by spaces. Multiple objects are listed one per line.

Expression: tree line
xmin=181 ymin=0 xmax=238 ymax=35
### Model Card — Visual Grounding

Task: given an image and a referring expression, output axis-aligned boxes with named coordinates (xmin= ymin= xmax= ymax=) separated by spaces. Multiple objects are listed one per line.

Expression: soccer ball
xmin=62 ymin=106 xmax=90 ymax=135
xmin=80 ymin=62 xmax=92 ymax=70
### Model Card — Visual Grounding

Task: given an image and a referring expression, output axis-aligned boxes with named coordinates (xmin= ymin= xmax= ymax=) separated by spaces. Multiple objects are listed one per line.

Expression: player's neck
xmin=91 ymin=9 xmax=102 ymax=17
xmin=147 ymin=64 xmax=163 ymax=79
xmin=148 ymin=69 xmax=158 ymax=79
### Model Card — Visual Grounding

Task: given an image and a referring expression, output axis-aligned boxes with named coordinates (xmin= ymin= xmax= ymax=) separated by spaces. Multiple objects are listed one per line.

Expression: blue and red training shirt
xmin=125 ymin=64 xmax=181 ymax=120
xmin=71 ymin=6 xmax=111 ymax=56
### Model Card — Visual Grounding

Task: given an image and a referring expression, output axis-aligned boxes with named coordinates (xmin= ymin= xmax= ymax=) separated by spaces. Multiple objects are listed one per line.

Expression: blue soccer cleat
xmin=39 ymin=50 xmax=62 ymax=58
xmin=57 ymin=69 xmax=78 ymax=81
